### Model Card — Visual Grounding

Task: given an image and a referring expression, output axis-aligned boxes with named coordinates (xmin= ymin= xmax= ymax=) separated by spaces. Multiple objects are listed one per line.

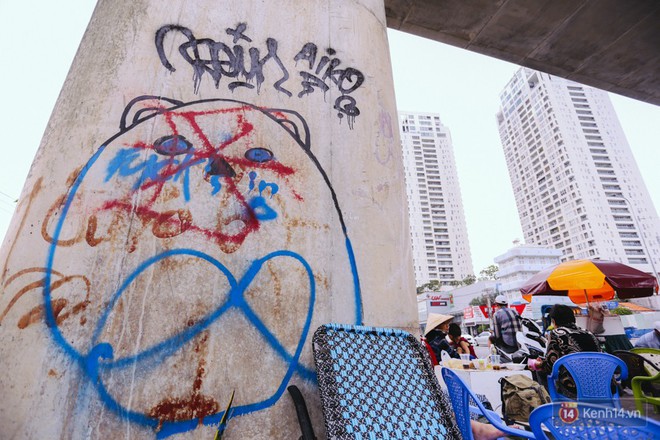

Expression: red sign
xmin=427 ymin=294 xmax=454 ymax=305
xmin=464 ymin=307 xmax=474 ymax=319
xmin=479 ymin=305 xmax=496 ymax=318
xmin=426 ymin=293 xmax=454 ymax=313
xmin=479 ymin=304 xmax=526 ymax=318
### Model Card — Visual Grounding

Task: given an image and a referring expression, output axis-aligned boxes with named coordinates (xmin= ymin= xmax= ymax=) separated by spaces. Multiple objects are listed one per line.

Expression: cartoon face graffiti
xmin=43 ymin=97 xmax=361 ymax=437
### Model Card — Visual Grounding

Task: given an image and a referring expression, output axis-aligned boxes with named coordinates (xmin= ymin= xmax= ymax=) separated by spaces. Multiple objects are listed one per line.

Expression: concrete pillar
xmin=0 ymin=1 xmax=416 ymax=438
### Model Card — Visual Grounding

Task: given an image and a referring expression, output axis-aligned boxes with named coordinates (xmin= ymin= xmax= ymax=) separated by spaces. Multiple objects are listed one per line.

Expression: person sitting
xmin=634 ymin=320 xmax=660 ymax=349
xmin=423 ymin=313 xmax=459 ymax=360
xmin=492 ymin=295 xmax=522 ymax=354
xmin=531 ymin=304 xmax=602 ymax=398
xmin=448 ymin=323 xmax=477 ymax=359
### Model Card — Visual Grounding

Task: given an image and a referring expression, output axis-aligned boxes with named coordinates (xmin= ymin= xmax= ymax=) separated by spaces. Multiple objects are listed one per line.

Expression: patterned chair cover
xmin=312 ymin=323 xmax=461 ymax=439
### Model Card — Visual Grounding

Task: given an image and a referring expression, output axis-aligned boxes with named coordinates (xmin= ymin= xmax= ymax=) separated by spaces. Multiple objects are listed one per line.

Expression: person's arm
xmin=470 ymin=421 xmax=506 ymax=440
xmin=441 ymin=338 xmax=460 ymax=358
xmin=492 ymin=311 xmax=501 ymax=340
xmin=430 ymin=336 xmax=458 ymax=359
xmin=541 ymin=332 xmax=560 ymax=375
xmin=458 ymin=339 xmax=470 ymax=354
xmin=514 ymin=310 xmax=522 ymax=331
xmin=634 ymin=332 xmax=650 ymax=348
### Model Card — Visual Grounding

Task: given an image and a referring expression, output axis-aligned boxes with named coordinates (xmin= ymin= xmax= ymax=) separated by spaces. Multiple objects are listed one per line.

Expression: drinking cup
xmin=460 ymin=353 xmax=471 ymax=369
xmin=489 ymin=354 xmax=501 ymax=370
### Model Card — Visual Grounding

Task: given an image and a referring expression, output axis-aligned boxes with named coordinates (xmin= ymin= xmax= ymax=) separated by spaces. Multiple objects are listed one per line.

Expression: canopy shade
xmin=520 ymin=259 xmax=658 ymax=304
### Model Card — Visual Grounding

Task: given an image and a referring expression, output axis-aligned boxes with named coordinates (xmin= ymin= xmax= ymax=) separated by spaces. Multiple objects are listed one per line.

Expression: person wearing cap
xmin=634 ymin=321 xmax=660 ymax=349
xmin=492 ymin=294 xmax=522 ymax=353
xmin=423 ymin=313 xmax=459 ymax=361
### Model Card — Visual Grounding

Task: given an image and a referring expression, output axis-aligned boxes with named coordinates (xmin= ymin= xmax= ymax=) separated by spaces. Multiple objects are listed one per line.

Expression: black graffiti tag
xmin=155 ymin=23 xmax=365 ymax=127
xmin=294 ymin=43 xmax=364 ymax=128
xmin=294 ymin=43 xmax=364 ymax=95
xmin=156 ymin=24 xmax=291 ymax=96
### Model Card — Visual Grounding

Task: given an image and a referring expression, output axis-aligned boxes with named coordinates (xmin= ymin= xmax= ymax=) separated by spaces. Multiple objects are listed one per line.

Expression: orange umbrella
xmin=520 ymin=259 xmax=658 ymax=304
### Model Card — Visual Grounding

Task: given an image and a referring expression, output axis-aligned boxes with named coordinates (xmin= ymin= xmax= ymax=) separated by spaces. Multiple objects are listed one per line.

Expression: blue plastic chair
xmin=529 ymin=401 xmax=660 ymax=439
xmin=547 ymin=352 xmax=627 ymax=407
xmin=441 ymin=367 xmax=536 ymax=440
xmin=312 ymin=324 xmax=462 ymax=439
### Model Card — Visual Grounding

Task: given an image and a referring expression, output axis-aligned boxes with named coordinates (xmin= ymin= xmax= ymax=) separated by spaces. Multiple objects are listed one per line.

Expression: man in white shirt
xmin=634 ymin=321 xmax=660 ymax=349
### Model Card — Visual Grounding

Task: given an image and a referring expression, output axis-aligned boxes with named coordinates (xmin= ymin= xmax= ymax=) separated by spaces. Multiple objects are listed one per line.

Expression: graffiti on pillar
xmin=21 ymin=96 xmax=363 ymax=438
xmin=155 ymin=23 xmax=364 ymax=128
xmin=0 ymin=267 xmax=91 ymax=329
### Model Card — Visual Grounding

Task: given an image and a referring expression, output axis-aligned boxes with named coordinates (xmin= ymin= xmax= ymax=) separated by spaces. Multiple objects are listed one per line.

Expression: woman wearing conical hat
xmin=423 ymin=313 xmax=459 ymax=361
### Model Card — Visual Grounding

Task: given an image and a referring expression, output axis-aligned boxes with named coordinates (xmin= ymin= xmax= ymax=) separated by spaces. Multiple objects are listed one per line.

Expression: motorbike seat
xmin=497 ymin=342 xmax=519 ymax=354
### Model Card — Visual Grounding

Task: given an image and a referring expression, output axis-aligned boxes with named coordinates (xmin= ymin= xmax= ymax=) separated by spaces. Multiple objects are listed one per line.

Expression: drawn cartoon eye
xmin=153 ymin=135 xmax=193 ymax=156
xmin=244 ymin=147 xmax=274 ymax=163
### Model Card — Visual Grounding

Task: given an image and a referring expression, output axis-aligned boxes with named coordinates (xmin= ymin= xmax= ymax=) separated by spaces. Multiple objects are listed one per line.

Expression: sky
xmin=0 ymin=3 xmax=658 ymax=274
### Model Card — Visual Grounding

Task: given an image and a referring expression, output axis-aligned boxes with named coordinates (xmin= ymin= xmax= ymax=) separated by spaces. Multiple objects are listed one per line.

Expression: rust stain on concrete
xmin=18 ymin=298 xmax=67 ymax=329
xmin=148 ymin=332 xmax=220 ymax=430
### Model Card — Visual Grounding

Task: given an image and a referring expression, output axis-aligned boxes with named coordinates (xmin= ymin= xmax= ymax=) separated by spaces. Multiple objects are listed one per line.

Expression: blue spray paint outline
xmin=44 ymin=96 xmax=363 ymax=437
xmin=78 ymin=248 xmax=315 ymax=438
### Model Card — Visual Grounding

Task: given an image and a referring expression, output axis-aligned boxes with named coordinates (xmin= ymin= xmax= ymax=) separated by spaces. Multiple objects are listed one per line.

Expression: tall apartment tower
xmin=399 ymin=111 xmax=474 ymax=287
xmin=497 ymin=68 xmax=660 ymax=277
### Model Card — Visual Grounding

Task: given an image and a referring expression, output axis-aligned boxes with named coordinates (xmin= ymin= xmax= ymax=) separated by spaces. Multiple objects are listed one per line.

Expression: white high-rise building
xmin=399 ymin=111 xmax=474 ymax=287
xmin=494 ymin=241 xmax=562 ymax=304
xmin=497 ymin=68 xmax=660 ymax=278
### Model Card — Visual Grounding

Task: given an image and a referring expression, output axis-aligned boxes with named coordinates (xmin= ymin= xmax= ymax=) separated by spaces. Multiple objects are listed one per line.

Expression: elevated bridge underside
xmin=385 ymin=0 xmax=660 ymax=106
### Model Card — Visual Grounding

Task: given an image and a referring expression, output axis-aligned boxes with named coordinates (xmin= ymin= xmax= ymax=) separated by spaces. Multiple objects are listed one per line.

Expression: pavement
xmin=619 ymin=389 xmax=660 ymax=421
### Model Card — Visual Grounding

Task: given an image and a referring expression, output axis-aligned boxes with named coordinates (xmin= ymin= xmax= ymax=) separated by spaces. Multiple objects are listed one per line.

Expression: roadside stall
xmin=520 ymin=259 xmax=659 ymax=354
xmin=434 ymin=362 xmax=531 ymax=415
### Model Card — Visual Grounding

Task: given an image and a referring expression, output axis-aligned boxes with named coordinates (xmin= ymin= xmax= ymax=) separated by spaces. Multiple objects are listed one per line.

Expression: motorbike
xmin=493 ymin=317 xmax=546 ymax=364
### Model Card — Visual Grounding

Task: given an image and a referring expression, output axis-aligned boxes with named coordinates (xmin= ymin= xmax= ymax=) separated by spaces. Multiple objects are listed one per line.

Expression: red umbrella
xmin=520 ymin=259 xmax=658 ymax=304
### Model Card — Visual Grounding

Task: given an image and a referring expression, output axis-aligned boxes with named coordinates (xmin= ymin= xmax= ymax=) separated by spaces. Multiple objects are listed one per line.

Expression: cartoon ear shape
xmin=119 ymin=95 xmax=184 ymax=131
xmin=263 ymin=108 xmax=311 ymax=151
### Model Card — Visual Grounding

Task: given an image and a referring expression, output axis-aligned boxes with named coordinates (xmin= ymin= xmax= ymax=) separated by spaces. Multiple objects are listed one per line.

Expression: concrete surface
xmin=0 ymin=1 xmax=417 ymax=438
xmin=385 ymin=0 xmax=660 ymax=106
